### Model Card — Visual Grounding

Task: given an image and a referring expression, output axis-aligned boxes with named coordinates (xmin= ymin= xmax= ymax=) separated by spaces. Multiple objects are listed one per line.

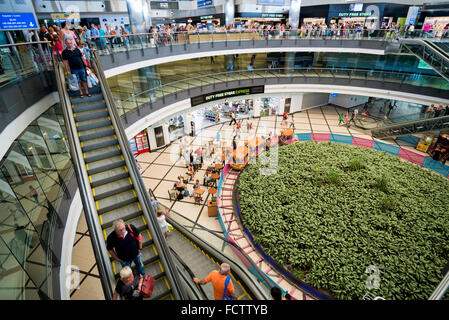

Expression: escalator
xmin=149 ymin=191 xmax=273 ymax=300
xmin=371 ymin=114 xmax=449 ymax=139
xmin=401 ymin=39 xmax=449 ymax=82
xmin=53 ymin=52 xmax=186 ymax=300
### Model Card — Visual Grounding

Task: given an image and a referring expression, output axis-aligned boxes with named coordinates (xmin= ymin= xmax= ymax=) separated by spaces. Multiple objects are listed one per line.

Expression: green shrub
xmin=325 ymin=168 xmax=342 ymax=185
xmin=348 ymin=157 xmax=366 ymax=171
xmin=237 ymin=141 xmax=449 ymax=300
xmin=373 ymin=175 xmax=390 ymax=193
xmin=380 ymin=195 xmax=397 ymax=212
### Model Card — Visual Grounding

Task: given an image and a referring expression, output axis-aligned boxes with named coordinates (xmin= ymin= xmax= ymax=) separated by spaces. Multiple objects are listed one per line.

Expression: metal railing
xmin=84 ymin=28 xmax=449 ymax=56
xmin=91 ymin=50 xmax=187 ymax=299
xmin=0 ymin=41 xmax=52 ymax=89
xmin=148 ymin=188 xmax=274 ymax=299
xmin=113 ymin=66 xmax=449 ymax=118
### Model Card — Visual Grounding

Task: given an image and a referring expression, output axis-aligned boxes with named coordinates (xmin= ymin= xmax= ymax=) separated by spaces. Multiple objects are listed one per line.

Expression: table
xmin=211 ymin=174 xmax=220 ymax=187
xmin=208 ymin=187 xmax=217 ymax=202
xmin=194 ymin=188 xmax=205 ymax=205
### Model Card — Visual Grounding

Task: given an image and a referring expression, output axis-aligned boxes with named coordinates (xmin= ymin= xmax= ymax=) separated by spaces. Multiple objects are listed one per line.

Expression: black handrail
xmin=168 ymin=246 xmax=208 ymax=299
xmin=148 ymin=188 xmax=275 ymax=296
xmin=52 ymin=52 xmax=116 ymax=299
xmin=90 ymin=50 xmax=187 ymax=299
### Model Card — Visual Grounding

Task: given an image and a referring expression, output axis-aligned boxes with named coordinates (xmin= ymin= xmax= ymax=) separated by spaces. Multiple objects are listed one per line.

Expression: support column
xmin=126 ymin=0 xmax=152 ymax=34
xmin=224 ymin=0 xmax=235 ymax=28
xmin=288 ymin=0 xmax=301 ymax=31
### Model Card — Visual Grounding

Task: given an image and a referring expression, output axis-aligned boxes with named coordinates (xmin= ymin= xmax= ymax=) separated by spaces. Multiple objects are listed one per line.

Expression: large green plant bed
xmin=237 ymin=141 xmax=449 ymax=300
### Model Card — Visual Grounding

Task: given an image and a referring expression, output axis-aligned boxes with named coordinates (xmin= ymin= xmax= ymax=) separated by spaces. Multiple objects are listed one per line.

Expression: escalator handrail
xmin=422 ymin=39 xmax=449 ymax=63
xmin=90 ymin=50 xmax=187 ymax=299
xmin=168 ymin=246 xmax=209 ymax=299
xmin=372 ymin=113 xmax=449 ymax=133
xmin=149 ymin=189 xmax=273 ymax=299
xmin=52 ymin=55 xmax=116 ymax=299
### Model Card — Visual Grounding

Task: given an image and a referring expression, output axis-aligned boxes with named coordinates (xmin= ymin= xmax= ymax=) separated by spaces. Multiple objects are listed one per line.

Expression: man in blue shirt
xmin=90 ymin=23 xmax=100 ymax=49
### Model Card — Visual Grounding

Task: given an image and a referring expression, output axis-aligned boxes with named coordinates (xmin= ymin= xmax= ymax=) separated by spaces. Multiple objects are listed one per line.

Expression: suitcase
xmin=141 ymin=274 xmax=155 ymax=298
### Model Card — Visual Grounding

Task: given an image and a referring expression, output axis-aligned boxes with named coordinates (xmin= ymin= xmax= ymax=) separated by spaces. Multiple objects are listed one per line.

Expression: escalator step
xmin=69 ymin=85 xmax=101 ymax=97
xmin=79 ymin=129 xmax=115 ymax=142
xmin=100 ymin=209 xmax=143 ymax=229
xmin=74 ymin=109 xmax=109 ymax=122
xmin=82 ymin=138 xmax=118 ymax=152
xmin=73 ymin=101 xmax=107 ymax=113
xmin=87 ymin=160 xmax=126 ymax=175
xmin=94 ymin=184 xmax=134 ymax=201
xmin=91 ymin=171 xmax=129 ymax=188
xmin=77 ymin=119 xmax=112 ymax=132
xmin=85 ymin=149 xmax=122 ymax=164
xmin=97 ymin=196 xmax=138 ymax=215
xmin=70 ymin=92 xmax=103 ymax=105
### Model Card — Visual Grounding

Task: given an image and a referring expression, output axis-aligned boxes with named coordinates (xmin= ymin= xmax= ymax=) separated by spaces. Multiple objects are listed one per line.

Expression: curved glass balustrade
xmin=113 ymin=67 xmax=449 ymax=118
xmin=0 ymin=103 xmax=73 ymax=300
xmin=89 ymin=28 xmax=447 ymax=57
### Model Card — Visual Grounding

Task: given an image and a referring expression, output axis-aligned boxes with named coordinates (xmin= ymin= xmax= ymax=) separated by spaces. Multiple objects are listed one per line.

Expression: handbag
xmin=141 ymin=274 xmax=155 ymax=298
xmin=222 ymin=276 xmax=235 ymax=300
xmin=67 ymin=74 xmax=79 ymax=91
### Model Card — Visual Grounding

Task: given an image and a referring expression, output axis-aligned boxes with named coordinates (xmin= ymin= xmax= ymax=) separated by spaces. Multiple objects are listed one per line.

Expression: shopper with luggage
xmin=62 ymin=38 xmax=90 ymax=98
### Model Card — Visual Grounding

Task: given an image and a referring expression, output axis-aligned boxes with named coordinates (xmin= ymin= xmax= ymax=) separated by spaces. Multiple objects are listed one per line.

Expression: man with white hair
xmin=106 ymin=219 xmax=145 ymax=277
xmin=112 ymin=266 xmax=144 ymax=300
xmin=193 ymin=263 xmax=238 ymax=300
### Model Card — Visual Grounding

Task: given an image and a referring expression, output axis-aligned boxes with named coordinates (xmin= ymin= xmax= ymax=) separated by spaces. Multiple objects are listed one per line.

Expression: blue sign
xmin=0 ymin=12 xmax=38 ymax=30
xmin=257 ymin=0 xmax=285 ymax=6
xmin=198 ymin=0 xmax=213 ymax=8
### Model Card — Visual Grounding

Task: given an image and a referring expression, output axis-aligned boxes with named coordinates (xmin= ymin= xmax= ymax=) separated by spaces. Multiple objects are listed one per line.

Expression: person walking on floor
xmin=194 ymin=263 xmax=238 ymax=300
xmin=338 ymin=113 xmax=344 ymax=126
xmin=107 ymin=219 xmax=146 ymax=277
xmin=229 ymin=111 xmax=237 ymax=126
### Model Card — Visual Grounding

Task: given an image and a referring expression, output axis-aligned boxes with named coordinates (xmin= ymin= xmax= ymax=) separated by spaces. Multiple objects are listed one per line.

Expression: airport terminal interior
xmin=1 ymin=0 xmax=449 ymax=302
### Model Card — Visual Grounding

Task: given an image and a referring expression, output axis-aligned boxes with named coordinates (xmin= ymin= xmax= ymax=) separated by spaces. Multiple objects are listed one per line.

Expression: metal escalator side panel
xmin=165 ymin=214 xmax=270 ymax=300
xmin=52 ymin=59 xmax=116 ymax=299
xmin=90 ymin=52 xmax=186 ymax=300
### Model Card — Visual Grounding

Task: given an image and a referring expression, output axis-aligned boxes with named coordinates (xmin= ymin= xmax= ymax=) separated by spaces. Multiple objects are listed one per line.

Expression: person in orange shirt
xmin=193 ymin=263 xmax=238 ymax=300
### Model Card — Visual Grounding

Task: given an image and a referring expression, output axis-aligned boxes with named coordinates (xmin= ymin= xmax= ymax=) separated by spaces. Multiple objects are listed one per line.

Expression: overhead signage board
xmin=257 ymin=0 xmax=285 ymax=6
xmin=191 ymin=86 xmax=265 ymax=106
xmin=338 ymin=12 xmax=372 ymax=17
xmin=198 ymin=0 xmax=213 ymax=8
xmin=0 ymin=12 xmax=38 ymax=30
xmin=51 ymin=12 xmax=81 ymax=23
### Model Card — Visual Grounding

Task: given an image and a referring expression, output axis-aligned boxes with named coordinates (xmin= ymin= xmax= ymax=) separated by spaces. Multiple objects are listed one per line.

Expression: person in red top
xmin=194 ymin=263 xmax=238 ymax=300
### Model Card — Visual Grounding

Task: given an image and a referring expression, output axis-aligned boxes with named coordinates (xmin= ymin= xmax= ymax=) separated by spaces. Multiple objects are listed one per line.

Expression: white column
xmin=162 ymin=123 xmax=170 ymax=146
xmin=147 ymin=126 xmax=157 ymax=150
xmin=184 ymin=114 xmax=192 ymax=135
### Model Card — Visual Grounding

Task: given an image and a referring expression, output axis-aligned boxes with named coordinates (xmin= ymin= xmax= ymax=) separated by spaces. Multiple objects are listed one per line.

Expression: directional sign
xmin=0 ymin=12 xmax=38 ymax=31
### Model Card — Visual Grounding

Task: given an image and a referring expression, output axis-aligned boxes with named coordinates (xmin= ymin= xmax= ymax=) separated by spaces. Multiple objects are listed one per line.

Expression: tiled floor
xmin=69 ymin=104 xmax=428 ymax=300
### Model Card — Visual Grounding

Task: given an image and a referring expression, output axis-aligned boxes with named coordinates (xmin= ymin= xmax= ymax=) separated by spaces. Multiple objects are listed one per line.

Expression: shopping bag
xmin=87 ymin=71 xmax=99 ymax=87
xmin=141 ymin=274 xmax=155 ymax=298
xmin=67 ymin=74 xmax=79 ymax=91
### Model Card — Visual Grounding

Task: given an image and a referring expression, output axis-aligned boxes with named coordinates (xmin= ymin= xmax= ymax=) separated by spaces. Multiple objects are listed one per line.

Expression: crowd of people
xmin=33 ymin=19 xmax=449 ymax=57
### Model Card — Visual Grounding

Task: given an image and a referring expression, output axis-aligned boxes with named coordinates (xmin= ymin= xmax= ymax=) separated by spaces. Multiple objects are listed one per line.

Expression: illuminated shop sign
xmin=338 ymin=12 xmax=372 ymax=17
xmin=191 ymin=86 xmax=264 ymax=106
xmin=198 ymin=0 xmax=213 ymax=8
